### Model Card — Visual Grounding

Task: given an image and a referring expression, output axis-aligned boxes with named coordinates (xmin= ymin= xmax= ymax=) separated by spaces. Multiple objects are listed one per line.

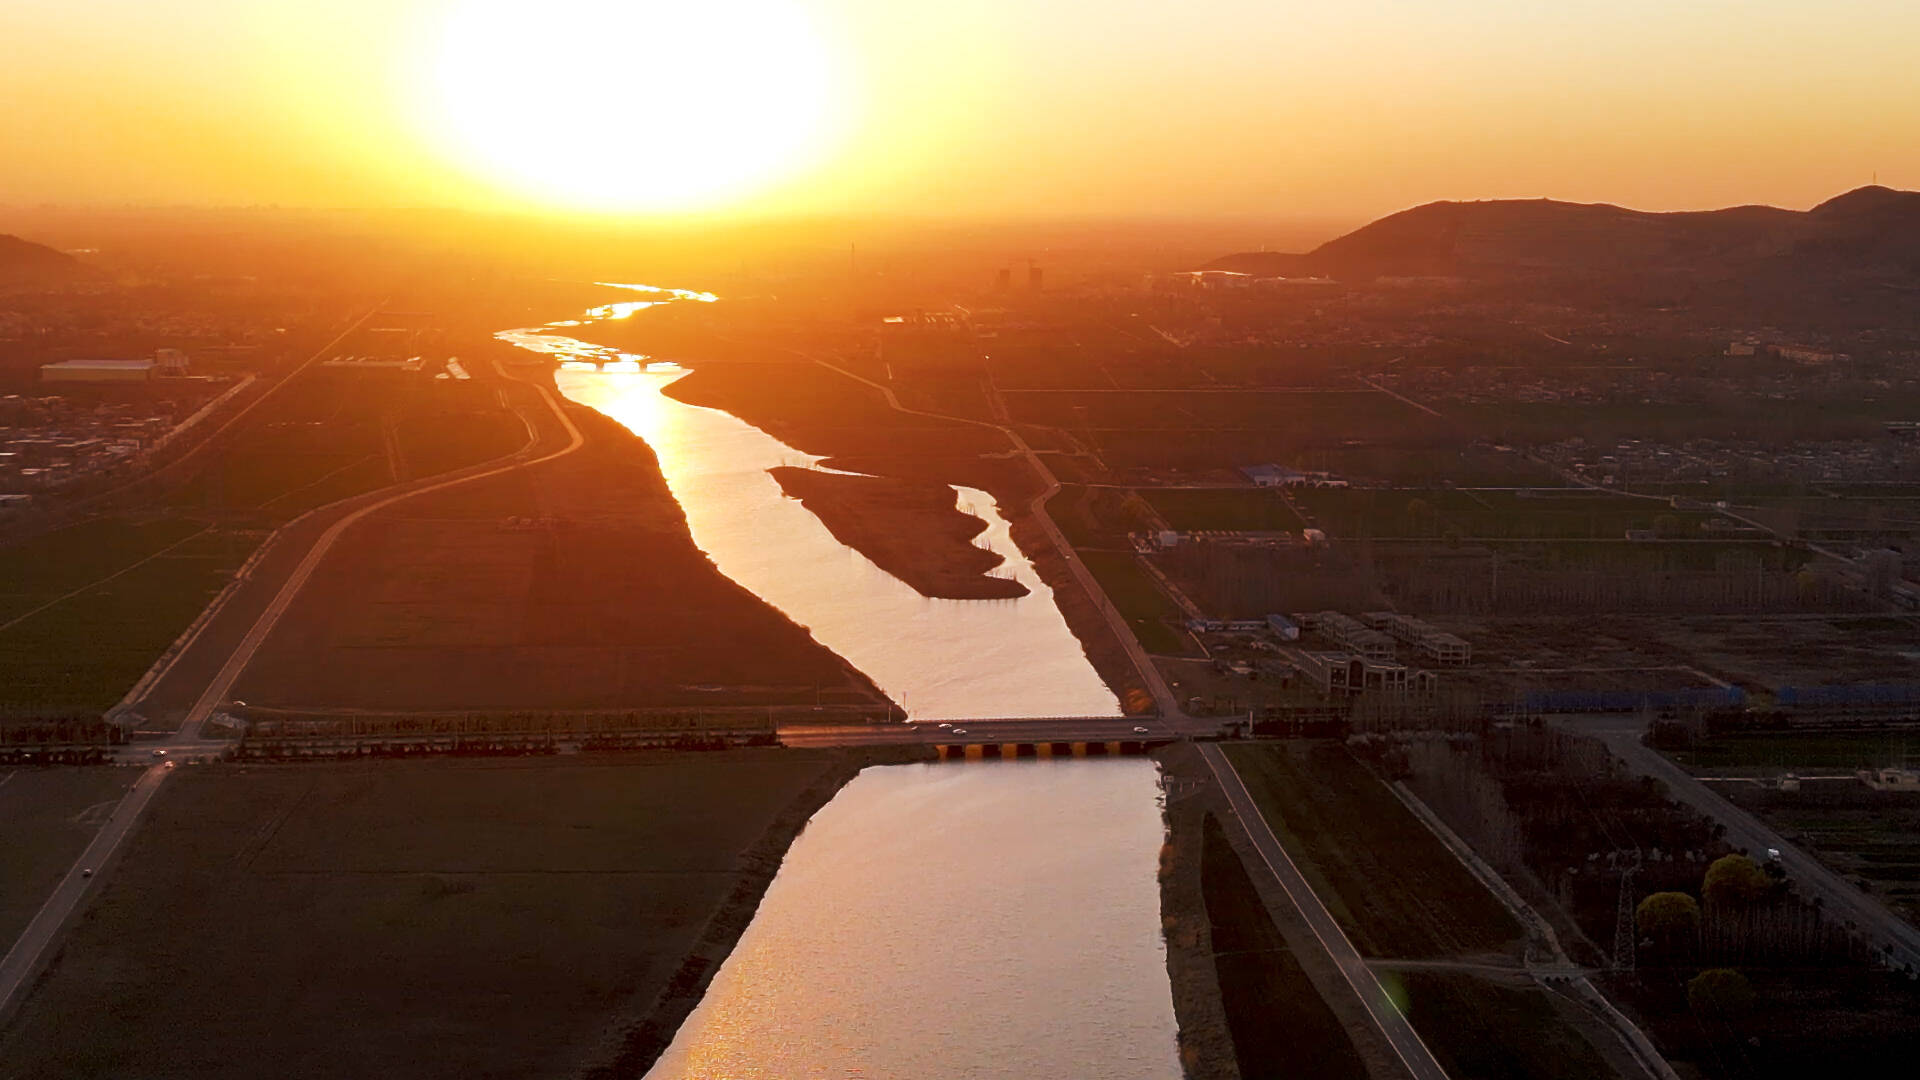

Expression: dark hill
xmin=1209 ymin=187 xmax=1920 ymax=287
xmin=0 ymin=234 xmax=85 ymax=283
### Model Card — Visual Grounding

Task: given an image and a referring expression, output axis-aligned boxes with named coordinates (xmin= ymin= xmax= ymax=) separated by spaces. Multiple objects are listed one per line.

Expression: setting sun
xmin=420 ymin=0 xmax=848 ymax=212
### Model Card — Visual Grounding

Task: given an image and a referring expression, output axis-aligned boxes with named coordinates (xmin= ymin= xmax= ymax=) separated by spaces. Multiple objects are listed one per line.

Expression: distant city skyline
xmin=3 ymin=0 xmax=1917 ymax=219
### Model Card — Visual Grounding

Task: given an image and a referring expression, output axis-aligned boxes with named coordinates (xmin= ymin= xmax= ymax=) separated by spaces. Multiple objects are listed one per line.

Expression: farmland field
xmin=0 ymin=767 xmax=135 ymax=947
xmin=1399 ymin=970 xmax=1624 ymax=1080
xmin=1077 ymin=550 xmax=1190 ymax=656
xmin=1290 ymin=486 xmax=1716 ymax=540
xmin=1670 ymin=733 xmax=1920 ymax=772
xmin=0 ymin=524 xmax=237 ymax=717
xmin=1142 ymin=488 xmax=1304 ymax=532
xmin=0 ymin=752 xmax=852 ymax=1080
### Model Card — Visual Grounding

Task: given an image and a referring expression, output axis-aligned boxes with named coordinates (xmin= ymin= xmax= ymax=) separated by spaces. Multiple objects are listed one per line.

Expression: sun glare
xmin=424 ymin=0 xmax=847 ymax=212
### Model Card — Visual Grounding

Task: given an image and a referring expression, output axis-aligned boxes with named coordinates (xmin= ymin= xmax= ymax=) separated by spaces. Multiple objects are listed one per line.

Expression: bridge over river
xmin=777 ymin=715 xmax=1229 ymax=752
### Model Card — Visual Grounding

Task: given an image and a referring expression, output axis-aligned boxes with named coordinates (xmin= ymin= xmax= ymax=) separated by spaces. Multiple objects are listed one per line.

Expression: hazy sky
xmin=4 ymin=0 xmax=1916 ymax=222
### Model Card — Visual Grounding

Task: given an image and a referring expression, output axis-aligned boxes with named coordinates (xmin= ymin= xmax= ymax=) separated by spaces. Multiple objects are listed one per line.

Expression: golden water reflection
xmin=648 ymin=761 xmax=1182 ymax=1080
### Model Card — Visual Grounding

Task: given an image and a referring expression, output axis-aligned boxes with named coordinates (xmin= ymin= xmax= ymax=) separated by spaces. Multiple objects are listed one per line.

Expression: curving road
xmin=0 ymin=364 xmax=587 ymax=1025
xmin=172 ymin=362 xmax=583 ymax=740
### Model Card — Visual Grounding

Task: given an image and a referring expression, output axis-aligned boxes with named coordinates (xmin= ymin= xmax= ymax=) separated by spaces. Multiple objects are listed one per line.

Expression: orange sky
xmin=4 ymin=0 xmax=1916 ymax=222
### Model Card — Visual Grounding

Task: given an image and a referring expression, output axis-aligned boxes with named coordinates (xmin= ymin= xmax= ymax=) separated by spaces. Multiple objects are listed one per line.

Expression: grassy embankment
xmin=769 ymin=467 xmax=1028 ymax=600
xmin=1223 ymin=740 xmax=1523 ymax=959
xmin=1221 ymin=741 xmax=1637 ymax=1077
xmin=0 ymin=751 xmax=877 ymax=1079
xmin=1200 ymin=813 xmax=1369 ymax=1080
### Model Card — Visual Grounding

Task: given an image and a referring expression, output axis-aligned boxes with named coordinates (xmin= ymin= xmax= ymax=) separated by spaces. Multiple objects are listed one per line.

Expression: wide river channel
xmin=500 ymin=290 xmax=1179 ymax=1078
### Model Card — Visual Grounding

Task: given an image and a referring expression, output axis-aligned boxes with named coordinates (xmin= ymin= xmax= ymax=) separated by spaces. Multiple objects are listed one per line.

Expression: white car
xmin=951 ymin=728 xmax=968 ymax=735
xmin=1132 ymin=726 xmax=1150 ymax=734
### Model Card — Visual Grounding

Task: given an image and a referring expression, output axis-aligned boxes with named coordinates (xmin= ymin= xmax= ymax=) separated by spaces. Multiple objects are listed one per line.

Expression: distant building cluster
xmin=1541 ymin=435 xmax=1920 ymax=487
xmin=1361 ymin=611 xmax=1472 ymax=666
xmin=4 ymin=349 xmax=241 ymax=492
xmin=1188 ymin=609 xmax=1476 ymax=700
xmin=1240 ymin=464 xmax=1349 ymax=488
xmin=2 ymin=395 xmax=167 ymax=489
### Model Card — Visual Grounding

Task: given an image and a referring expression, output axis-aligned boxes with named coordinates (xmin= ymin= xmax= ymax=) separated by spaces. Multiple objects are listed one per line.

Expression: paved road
xmin=812 ymin=355 xmax=1186 ymax=719
xmin=0 ymin=764 xmax=169 ymax=1023
xmin=1555 ymin=715 xmax=1920 ymax=970
xmin=1198 ymin=743 xmax=1449 ymax=1080
xmin=173 ymin=363 xmax=584 ymax=740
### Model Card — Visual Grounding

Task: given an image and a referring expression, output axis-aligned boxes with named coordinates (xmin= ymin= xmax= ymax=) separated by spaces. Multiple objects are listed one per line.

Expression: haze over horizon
xmin=5 ymin=0 xmax=1917 ymax=223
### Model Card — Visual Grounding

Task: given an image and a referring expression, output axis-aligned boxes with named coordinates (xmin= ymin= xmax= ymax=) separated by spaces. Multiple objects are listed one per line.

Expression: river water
xmin=646 ymin=760 xmax=1182 ymax=1080
xmin=498 ymin=292 xmax=1176 ymax=1079
xmin=501 ymin=298 xmax=1119 ymax=721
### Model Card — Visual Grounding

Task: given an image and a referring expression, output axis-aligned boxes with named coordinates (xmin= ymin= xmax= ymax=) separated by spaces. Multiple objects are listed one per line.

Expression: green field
xmin=1729 ymin=797 xmax=1920 ymax=925
xmin=1142 ymin=488 xmax=1303 ymax=532
xmin=1223 ymin=741 xmax=1522 ymax=959
xmin=1399 ymin=970 xmax=1624 ymax=1080
xmin=1290 ymin=486 xmax=1717 ymax=540
xmin=0 ymin=517 xmax=209 ymax=625
xmin=0 ymin=767 xmax=136 ymax=947
xmin=1201 ymin=814 xmax=1367 ymax=1080
xmin=0 ymin=369 xmax=534 ymax=719
xmin=1450 ymin=395 xmax=1920 ymax=445
xmin=1672 ymin=733 xmax=1920 ymax=771
xmin=0 ymin=523 xmax=241 ymax=717
xmin=0 ymin=753 xmax=846 ymax=1079
xmin=1077 ymin=549 xmax=1189 ymax=656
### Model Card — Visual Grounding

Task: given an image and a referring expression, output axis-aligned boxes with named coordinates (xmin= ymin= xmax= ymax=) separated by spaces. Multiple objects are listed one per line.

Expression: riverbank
xmin=633 ymin=353 xmax=1152 ymax=713
xmin=1008 ymin=504 xmax=1157 ymax=712
xmin=1154 ymin=741 xmax=1405 ymax=1080
xmin=583 ymin=745 xmax=928 ymax=1077
xmin=0 ymin=749 xmax=926 ymax=1078
xmin=769 ymin=466 xmax=1028 ymax=600
xmin=1154 ymin=744 xmax=1242 ymax=1080
xmin=229 ymin=355 xmax=892 ymax=716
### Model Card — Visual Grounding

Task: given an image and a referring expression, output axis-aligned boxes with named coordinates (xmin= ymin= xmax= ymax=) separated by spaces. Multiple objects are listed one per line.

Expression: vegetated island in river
xmin=770 ymin=466 xmax=1030 ymax=601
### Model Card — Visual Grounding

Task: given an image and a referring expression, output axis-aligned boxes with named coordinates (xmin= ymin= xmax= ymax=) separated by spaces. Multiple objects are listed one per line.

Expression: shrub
xmin=1687 ymin=967 xmax=1755 ymax=1022
xmin=1703 ymin=854 xmax=1771 ymax=907
xmin=1637 ymin=891 xmax=1701 ymax=943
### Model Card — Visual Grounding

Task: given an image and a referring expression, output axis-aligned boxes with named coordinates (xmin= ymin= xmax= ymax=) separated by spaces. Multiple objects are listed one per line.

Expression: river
xmin=500 ymin=294 xmax=1119 ymax=721
xmin=498 ymin=291 xmax=1177 ymax=1079
xmin=646 ymin=760 xmax=1181 ymax=1080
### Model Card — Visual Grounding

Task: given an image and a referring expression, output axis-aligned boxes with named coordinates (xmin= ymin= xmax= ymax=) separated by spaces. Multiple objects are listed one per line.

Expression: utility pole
xmin=1614 ymin=858 xmax=1641 ymax=971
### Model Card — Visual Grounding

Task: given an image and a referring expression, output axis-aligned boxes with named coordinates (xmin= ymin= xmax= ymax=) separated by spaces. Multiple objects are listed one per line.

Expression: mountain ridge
xmin=1208 ymin=186 xmax=1920 ymax=285
xmin=0 ymin=234 xmax=85 ymax=283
